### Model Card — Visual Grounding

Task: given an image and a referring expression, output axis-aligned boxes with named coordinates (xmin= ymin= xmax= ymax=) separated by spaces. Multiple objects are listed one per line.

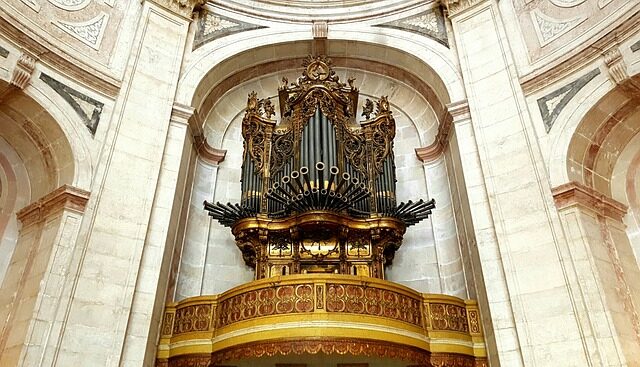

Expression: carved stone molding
xmin=603 ymin=47 xmax=629 ymax=85
xmin=312 ymin=21 xmax=328 ymax=38
xmin=536 ymin=68 xmax=600 ymax=133
xmin=195 ymin=136 xmax=226 ymax=165
xmin=147 ymin=0 xmax=206 ymax=18
xmin=552 ymin=181 xmax=627 ymax=222
xmin=16 ymin=184 xmax=90 ymax=226
xmin=441 ymin=0 xmax=487 ymax=17
xmin=415 ymin=100 xmax=466 ymax=163
xmin=10 ymin=53 xmax=36 ymax=89
xmin=171 ymin=103 xmax=226 ymax=165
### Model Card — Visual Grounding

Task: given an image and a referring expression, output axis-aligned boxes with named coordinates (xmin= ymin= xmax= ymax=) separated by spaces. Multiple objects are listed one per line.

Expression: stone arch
xmin=0 ymin=77 xmax=93 ymax=284
xmin=173 ymin=32 xmax=470 ymax=300
xmin=557 ymin=74 xmax=640 ymax=263
xmin=176 ymin=30 xmax=464 ymax=114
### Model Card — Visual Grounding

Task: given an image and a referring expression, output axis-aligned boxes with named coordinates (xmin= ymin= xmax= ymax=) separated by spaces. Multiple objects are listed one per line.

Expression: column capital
xmin=441 ymin=0 xmax=489 ymax=17
xmin=17 ymin=185 xmax=90 ymax=226
xmin=446 ymin=99 xmax=470 ymax=122
xmin=552 ymin=181 xmax=627 ymax=222
xmin=145 ymin=0 xmax=205 ymax=19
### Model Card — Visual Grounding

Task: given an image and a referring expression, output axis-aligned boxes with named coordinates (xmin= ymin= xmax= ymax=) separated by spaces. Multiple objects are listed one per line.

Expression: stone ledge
xmin=552 ymin=181 xmax=627 ymax=221
xmin=16 ymin=185 xmax=90 ymax=226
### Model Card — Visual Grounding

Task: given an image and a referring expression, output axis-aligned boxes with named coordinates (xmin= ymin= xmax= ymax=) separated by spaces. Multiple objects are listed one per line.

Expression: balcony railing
xmin=156 ymin=274 xmax=487 ymax=367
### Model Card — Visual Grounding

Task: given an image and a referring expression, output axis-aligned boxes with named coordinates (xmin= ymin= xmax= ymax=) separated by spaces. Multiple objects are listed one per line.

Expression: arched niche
xmin=173 ymin=38 xmax=470 ymax=300
xmin=565 ymin=78 xmax=640 ymax=259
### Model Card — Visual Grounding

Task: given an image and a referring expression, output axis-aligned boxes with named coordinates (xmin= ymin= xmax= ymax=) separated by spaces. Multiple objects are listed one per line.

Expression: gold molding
xmin=157 ymin=338 xmax=487 ymax=366
xmin=157 ymin=275 xmax=486 ymax=364
xmin=552 ymin=181 xmax=627 ymax=221
xmin=16 ymin=184 xmax=90 ymax=226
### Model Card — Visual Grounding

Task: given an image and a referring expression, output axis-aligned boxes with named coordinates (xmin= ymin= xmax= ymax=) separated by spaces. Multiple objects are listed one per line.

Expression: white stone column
xmin=34 ymin=1 xmax=199 ymax=366
xmin=553 ymin=182 xmax=640 ymax=365
xmin=118 ymin=104 xmax=199 ymax=367
xmin=174 ymin=152 xmax=223 ymax=300
xmin=414 ymin=114 xmax=468 ymax=299
xmin=446 ymin=0 xmax=599 ymax=364
xmin=0 ymin=186 xmax=89 ymax=367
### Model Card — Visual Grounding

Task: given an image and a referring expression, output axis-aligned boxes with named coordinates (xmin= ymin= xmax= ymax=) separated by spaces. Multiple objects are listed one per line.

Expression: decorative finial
xmin=263 ymin=99 xmax=275 ymax=119
xmin=362 ymin=99 xmax=374 ymax=119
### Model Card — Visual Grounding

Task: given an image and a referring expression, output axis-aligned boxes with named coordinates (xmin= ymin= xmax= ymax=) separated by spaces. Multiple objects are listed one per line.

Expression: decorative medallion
xmin=374 ymin=7 xmax=448 ymax=47
xmin=193 ymin=9 xmax=266 ymax=49
xmin=40 ymin=73 xmax=104 ymax=136
xmin=536 ymin=68 xmax=600 ymax=133
xmin=531 ymin=10 xmax=585 ymax=46
xmin=48 ymin=0 xmax=91 ymax=11
xmin=631 ymin=40 xmax=640 ymax=53
xmin=549 ymin=0 xmax=586 ymax=7
xmin=0 ymin=46 xmax=9 ymax=59
xmin=55 ymin=12 xmax=109 ymax=49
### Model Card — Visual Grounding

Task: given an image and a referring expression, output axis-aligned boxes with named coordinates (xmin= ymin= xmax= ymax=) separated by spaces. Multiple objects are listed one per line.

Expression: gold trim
xmin=157 ymin=275 xmax=486 ymax=364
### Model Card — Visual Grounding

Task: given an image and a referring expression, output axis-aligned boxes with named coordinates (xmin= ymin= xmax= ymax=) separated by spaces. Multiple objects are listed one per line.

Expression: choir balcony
xmin=156 ymin=274 xmax=487 ymax=367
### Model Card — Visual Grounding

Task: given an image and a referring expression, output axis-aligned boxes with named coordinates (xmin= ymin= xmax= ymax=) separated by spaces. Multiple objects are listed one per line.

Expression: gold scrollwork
xmin=429 ymin=303 xmax=469 ymax=333
xmin=173 ymin=304 xmax=212 ymax=335
xmin=326 ymin=283 xmax=422 ymax=326
xmin=216 ymin=283 xmax=314 ymax=328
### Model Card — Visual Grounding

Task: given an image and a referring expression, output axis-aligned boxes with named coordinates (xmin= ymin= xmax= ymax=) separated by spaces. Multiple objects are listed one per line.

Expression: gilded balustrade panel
xmin=157 ymin=275 xmax=486 ymax=366
xmin=216 ymin=283 xmax=314 ymax=328
xmin=325 ymin=283 xmax=422 ymax=326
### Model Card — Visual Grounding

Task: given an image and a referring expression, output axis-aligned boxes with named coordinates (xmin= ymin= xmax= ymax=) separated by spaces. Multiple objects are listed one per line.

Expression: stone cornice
xmin=170 ymin=103 xmax=226 ymax=165
xmin=415 ymin=100 xmax=467 ymax=163
xmin=520 ymin=10 xmax=640 ymax=95
xmin=17 ymin=185 xmax=90 ymax=226
xmin=0 ymin=11 xmax=121 ymax=98
xmin=441 ymin=0 xmax=488 ymax=17
xmin=146 ymin=0 xmax=206 ymax=18
xmin=552 ymin=181 xmax=627 ymax=222
xmin=194 ymin=136 xmax=226 ymax=165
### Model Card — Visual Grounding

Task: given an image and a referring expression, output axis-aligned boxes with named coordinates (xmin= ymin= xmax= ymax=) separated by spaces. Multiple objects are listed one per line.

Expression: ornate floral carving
xmin=165 ymin=354 xmax=212 ymax=367
xmin=531 ymin=10 xmax=584 ymax=46
xmin=162 ymin=312 xmax=174 ymax=336
xmin=56 ymin=12 xmax=109 ymax=49
xmin=48 ymin=0 xmax=90 ymax=11
xmin=326 ymin=283 xmax=422 ymax=326
xmin=467 ymin=309 xmax=481 ymax=334
xmin=211 ymin=338 xmax=431 ymax=364
xmin=203 ymin=14 xmax=237 ymax=35
xmin=173 ymin=304 xmax=212 ymax=334
xmin=316 ymin=285 xmax=324 ymax=309
xmin=429 ymin=303 xmax=469 ymax=333
xmin=216 ymin=284 xmax=314 ymax=328
xmin=549 ymin=0 xmax=586 ymax=7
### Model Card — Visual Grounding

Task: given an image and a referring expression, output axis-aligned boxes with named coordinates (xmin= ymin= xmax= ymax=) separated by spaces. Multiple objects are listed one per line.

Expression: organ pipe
xmin=204 ymin=56 xmax=436 ymax=281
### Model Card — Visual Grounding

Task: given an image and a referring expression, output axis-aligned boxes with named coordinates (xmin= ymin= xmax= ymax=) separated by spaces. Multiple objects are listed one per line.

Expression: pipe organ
xmin=205 ymin=56 xmax=435 ymax=279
